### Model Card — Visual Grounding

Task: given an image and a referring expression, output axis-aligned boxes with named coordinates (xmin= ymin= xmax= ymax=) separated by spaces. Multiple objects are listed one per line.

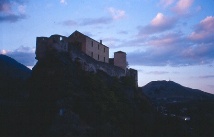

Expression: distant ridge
xmin=0 ymin=54 xmax=31 ymax=80
xmin=142 ymin=80 xmax=214 ymax=101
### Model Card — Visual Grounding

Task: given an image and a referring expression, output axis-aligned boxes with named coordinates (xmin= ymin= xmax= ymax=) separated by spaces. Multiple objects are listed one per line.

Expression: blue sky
xmin=0 ymin=0 xmax=214 ymax=94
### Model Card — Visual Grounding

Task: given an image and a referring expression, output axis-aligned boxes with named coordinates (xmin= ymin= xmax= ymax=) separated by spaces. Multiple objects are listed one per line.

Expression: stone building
xmin=35 ymin=30 xmax=138 ymax=86
xmin=36 ymin=34 xmax=68 ymax=60
xmin=114 ymin=51 xmax=127 ymax=71
xmin=68 ymin=31 xmax=109 ymax=63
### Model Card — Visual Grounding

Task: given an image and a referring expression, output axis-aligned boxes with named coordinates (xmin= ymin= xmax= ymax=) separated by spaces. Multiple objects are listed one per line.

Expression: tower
xmin=114 ymin=51 xmax=127 ymax=70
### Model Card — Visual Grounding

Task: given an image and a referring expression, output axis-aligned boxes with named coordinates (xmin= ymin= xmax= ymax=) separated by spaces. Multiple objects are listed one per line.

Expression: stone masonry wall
xmin=70 ymin=47 xmax=125 ymax=78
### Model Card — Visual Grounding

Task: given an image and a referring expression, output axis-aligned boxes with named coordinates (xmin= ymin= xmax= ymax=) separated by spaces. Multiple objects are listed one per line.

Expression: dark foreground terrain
xmin=0 ymin=53 xmax=214 ymax=137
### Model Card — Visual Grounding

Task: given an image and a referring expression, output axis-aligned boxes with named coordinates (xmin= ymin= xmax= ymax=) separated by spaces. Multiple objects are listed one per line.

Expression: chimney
xmin=100 ymin=40 xmax=102 ymax=44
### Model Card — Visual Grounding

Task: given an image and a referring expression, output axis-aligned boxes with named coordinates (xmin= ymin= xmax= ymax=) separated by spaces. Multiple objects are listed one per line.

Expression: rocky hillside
xmin=0 ymin=51 xmax=154 ymax=137
xmin=0 ymin=54 xmax=31 ymax=98
xmin=142 ymin=80 xmax=214 ymax=103
xmin=0 ymin=54 xmax=31 ymax=79
xmin=142 ymin=80 xmax=214 ymax=137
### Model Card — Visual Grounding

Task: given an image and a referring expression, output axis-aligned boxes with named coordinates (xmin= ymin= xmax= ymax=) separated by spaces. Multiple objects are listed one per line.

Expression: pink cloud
xmin=0 ymin=49 xmax=8 ymax=55
xmin=148 ymin=33 xmax=182 ymax=46
xmin=138 ymin=13 xmax=177 ymax=35
xmin=159 ymin=0 xmax=175 ymax=8
xmin=0 ymin=3 xmax=11 ymax=13
xmin=173 ymin=0 xmax=194 ymax=15
xmin=189 ymin=16 xmax=214 ymax=42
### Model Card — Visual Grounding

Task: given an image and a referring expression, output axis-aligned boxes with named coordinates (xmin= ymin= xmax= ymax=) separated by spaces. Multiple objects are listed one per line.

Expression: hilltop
xmin=142 ymin=80 xmax=214 ymax=137
xmin=0 ymin=54 xmax=31 ymax=98
xmin=0 ymin=51 xmax=153 ymax=137
xmin=0 ymin=54 xmax=31 ymax=80
xmin=142 ymin=80 xmax=214 ymax=102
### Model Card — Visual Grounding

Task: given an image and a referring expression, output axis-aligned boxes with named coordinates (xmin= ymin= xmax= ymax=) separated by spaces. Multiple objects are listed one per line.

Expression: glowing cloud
xmin=189 ymin=16 xmax=214 ymax=42
xmin=139 ymin=13 xmax=176 ymax=35
xmin=173 ymin=0 xmax=194 ymax=15
xmin=0 ymin=49 xmax=7 ymax=54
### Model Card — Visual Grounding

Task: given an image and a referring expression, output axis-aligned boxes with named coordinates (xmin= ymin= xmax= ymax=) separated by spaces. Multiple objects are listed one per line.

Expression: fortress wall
xmin=70 ymin=47 xmax=125 ymax=77
xmin=114 ymin=51 xmax=126 ymax=70
xmin=36 ymin=37 xmax=49 ymax=60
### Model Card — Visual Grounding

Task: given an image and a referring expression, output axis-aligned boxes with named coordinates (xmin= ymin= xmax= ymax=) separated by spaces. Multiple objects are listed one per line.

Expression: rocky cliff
xmin=24 ymin=50 xmax=152 ymax=137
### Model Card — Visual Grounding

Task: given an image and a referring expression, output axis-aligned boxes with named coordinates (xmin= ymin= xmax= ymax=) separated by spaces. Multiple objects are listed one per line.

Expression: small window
xmin=104 ymin=47 xmax=105 ymax=52
xmin=104 ymin=57 xmax=105 ymax=62
xmin=98 ymin=44 xmax=100 ymax=50
xmin=98 ymin=55 xmax=99 ymax=60
xmin=91 ymin=41 xmax=93 ymax=47
xmin=91 ymin=52 xmax=93 ymax=57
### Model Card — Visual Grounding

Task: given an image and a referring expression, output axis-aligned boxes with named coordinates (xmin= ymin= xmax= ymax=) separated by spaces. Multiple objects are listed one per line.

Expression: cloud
xmin=108 ymin=7 xmax=125 ymax=20
xmin=124 ymin=13 xmax=214 ymax=67
xmin=0 ymin=49 xmax=7 ymax=54
xmin=199 ymin=75 xmax=214 ymax=79
xmin=148 ymin=32 xmax=184 ymax=46
xmin=146 ymin=71 xmax=169 ymax=75
xmin=60 ymin=0 xmax=67 ymax=5
xmin=189 ymin=16 xmax=214 ymax=43
xmin=159 ymin=0 xmax=175 ymax=8
xmin=0 ymin=0 xmax=27 ymax=23
xmin=61 ymin=17 xmax=112 ymax=26
xmin=80 ymin=17 xmax=112 ymax=26
xmin=181 ymin=42 xmax=214 ymax=64
xmin=127 ymin=41 xmax=214 ymax=67
xmin=172 ymin=0 xmax=194 ymax=15
xmin=61 ymin=20 xmax=77 ymax=26
xmin=126 ymin=27 xmax=214 ymax=67
xmin=138 ymin=13 xmax=176 ymax=35
xmin=2 ymin=46 xmax=36 ymax=66
xmin=61 ymin=7 xmax=125 ymax=27
xmin=118 ymin=30 xmax=128 ymax=35
xmin=18 ymin=4 xmax=26 ymax=14
xmin=208 ymin=85 xmax=214 ymax=88
xmin=101 ymin=37 xmax=122 ymax=47
xmin=0 ymin=14 xmax=26 ymax=22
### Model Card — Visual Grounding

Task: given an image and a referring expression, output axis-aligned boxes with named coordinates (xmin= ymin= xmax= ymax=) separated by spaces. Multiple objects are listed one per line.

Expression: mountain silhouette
xmin=0 ymin=54 xmax=31 ymax=80
xmin=142 ymin=80 xmax=214 ymax=101
xmin=0 ymin=54 xmax=31 ymax=97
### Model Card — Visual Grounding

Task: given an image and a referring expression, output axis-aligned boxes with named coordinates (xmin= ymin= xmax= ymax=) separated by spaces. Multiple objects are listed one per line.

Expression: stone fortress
xmin=35 ymin=30 xmax=138 ymax=86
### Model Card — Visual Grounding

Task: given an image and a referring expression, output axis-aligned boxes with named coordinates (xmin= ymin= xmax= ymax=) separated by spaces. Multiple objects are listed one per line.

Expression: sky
xmin=0 ymin=0 xmax=214 ymax=94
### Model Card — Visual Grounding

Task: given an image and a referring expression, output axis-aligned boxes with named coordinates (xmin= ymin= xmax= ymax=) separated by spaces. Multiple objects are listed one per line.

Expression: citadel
xmin=35 ymin=30 xmax=138 ymax=86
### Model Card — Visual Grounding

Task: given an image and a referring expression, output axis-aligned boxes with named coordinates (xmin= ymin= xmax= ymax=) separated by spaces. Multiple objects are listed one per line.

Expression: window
xmin=104 ymin=57 xmax=105 ymax=62
xmin=104 ymin=47 xmax=105 ymax=52
xmin=98 ymin=55 xmax=99 ymax=60
xmin=91 ymin=52 xmax=93 ymax=57
xmin=98 ymin=44 xmax=100 ymax=50
xmin=91 ymin=41 xmax=93 ymax=47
